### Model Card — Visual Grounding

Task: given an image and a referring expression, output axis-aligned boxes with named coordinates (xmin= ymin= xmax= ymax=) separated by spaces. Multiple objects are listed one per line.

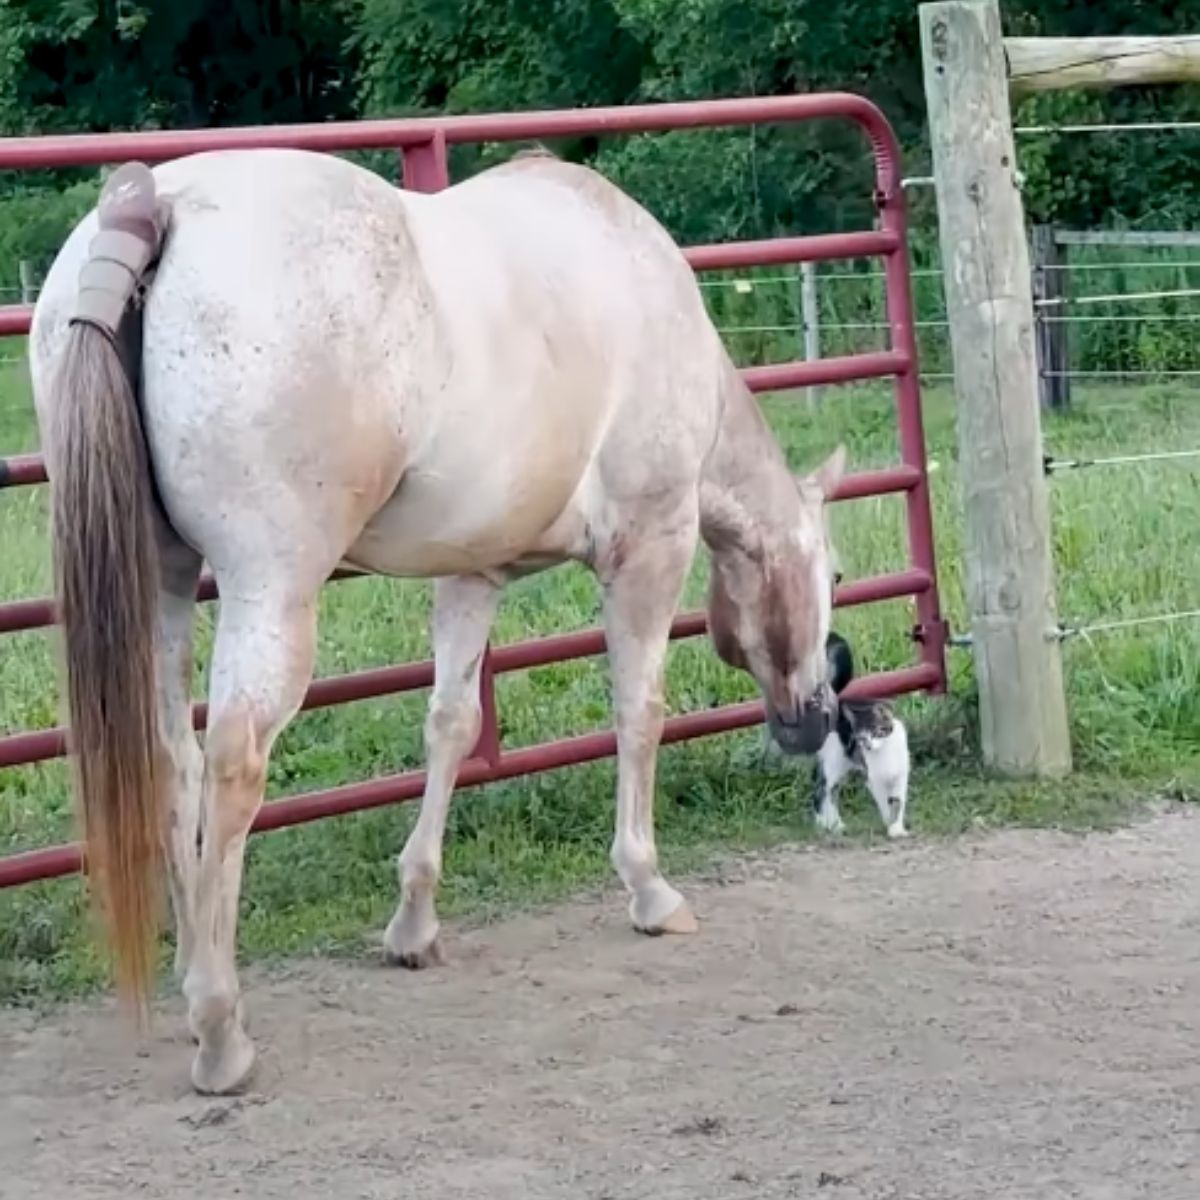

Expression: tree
xmin=0 ymin=0 xmax=361 ymax=135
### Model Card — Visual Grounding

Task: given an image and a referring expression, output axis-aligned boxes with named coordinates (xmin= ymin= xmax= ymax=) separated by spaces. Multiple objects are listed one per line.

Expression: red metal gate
xmin=0 ymin=94 xmax=947 ymax=888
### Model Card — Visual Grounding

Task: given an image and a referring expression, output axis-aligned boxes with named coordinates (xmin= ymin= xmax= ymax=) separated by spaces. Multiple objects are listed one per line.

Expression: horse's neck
xmin=699 ymin=372 xmax=794 ymax=538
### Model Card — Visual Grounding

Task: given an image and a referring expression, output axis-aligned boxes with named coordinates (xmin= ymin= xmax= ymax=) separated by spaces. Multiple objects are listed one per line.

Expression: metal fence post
xmin=1031 ymin=225 xmax=1071 ymax=410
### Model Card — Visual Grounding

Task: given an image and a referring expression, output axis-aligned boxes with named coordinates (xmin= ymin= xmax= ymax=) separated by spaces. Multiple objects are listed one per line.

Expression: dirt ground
xmin=4 ymin=807 xmax=1200 ymax=1199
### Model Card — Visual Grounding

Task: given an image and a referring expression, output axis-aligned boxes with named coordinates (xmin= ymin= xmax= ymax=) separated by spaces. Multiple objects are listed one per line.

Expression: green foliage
xmin=0 ymin=1 xmax=361 ymax=134
xmin=353 ymin=0 xmax=643 ymax=177
xmin=0 ymin=1 xmax=365 ymax=287
xmin=1016 ymin=88 xmax=1200 ymax=229
xmin=355 ymin=0 xmax=641 ymax=116
xmin=0 ymin=176 xmax=97 ymax=289
xmin=0 ymin=1 xmax=1195 ymax=244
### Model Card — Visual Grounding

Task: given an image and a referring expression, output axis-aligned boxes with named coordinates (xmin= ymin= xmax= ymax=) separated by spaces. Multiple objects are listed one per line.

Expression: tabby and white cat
xmin=810 ymin=632 xmax=911 ymax=840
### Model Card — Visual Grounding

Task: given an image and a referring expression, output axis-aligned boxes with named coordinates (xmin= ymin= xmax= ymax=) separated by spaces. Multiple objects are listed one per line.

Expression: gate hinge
xmin=911 ymin=618 xmax=951 ymax=650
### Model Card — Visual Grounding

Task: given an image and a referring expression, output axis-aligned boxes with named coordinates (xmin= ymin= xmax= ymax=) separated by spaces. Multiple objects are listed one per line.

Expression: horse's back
xmin=32 ymin=148 xmax=729 ymax=581
xmin=349 ymin=155 xmax=728 ymax=573
xmin=425 ymin=155 xmax=724 ymax=446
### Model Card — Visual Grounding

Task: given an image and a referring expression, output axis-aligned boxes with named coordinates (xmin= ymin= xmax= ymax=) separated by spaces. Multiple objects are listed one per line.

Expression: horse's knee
xmin=204 ymin=702 xmax=267 ymax=849
xmin=614 ymin=695 xmax=665 ymax=751
xmin=424 ymin=691 xmax=481 ymax=755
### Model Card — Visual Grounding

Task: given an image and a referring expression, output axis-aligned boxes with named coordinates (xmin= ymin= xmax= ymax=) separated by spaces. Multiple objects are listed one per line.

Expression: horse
xmin=30 ymin=146 xmax=845 ymax=1095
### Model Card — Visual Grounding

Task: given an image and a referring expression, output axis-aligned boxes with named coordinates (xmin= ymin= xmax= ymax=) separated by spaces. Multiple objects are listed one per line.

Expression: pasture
xmin=4 ymin=810 xmax=1200 ymax=1196
xmin=2 ymin=355 xmax=1197 ymax=1005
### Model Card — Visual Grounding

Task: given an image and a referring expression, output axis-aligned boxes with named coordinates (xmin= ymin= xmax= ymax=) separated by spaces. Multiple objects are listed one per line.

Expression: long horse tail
xmin=49 ymin=162 xmax=170 ymax=1016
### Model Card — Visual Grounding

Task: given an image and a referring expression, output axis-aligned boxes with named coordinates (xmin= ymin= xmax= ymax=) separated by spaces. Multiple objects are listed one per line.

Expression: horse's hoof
xmin=191 ymin=1026 xmax=256 ymax=1096
xmin=634 ymin=898 xmax=699 ymax=937
xmin=887 ymin=823 xmax=910 ymax=841
xmin=382 ymin=905 xmax=445 ymax=970
xmin=383 ymin=934 xmax=445 ymax=970
xmin=657 ymin=900 xmax=699 ymax=936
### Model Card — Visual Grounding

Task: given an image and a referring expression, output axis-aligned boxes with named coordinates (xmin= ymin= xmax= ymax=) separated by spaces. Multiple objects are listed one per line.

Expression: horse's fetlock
xmin=400 ymin=850 xmax=440 ymax=891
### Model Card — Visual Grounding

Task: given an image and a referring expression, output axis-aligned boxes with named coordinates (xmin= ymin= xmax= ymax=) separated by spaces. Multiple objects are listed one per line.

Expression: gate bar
xmin=0 ymin=567 xmax=933 ymax=769
xmin=0 ymin=661 xmax=938 ymax=888
xmin=0 ymin=467 xmax=922 ymax=634
xmin=0 ymin=92 xmax=947 ymax=891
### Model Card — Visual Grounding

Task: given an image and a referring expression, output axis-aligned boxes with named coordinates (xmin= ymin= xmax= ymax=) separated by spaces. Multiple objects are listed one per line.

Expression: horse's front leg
xmin=599 ymin=504 xmax=699 ymax=937
xmin=384 ymin=574 xmax=501 ymax=968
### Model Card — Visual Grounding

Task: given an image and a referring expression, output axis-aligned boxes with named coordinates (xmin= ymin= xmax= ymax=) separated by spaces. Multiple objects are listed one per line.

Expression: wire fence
xmin=8 ymin=232 xmax=1200 ymax=381
xmin=1015 ymin=121 xmax=1200 ymax=136
xmin=949 ymin=609 xmax=1200 ymax=649
xmin=696 ymin=219 xmax=1200 ymax=651
xmin=1045 ymin=448 xmax=1200 ymax=473
xmin=1036 ymin=287 xmax=1200 ymax=308
xmin=702 ymin=247 xmax=1200 ymax=381
xmin=697 ymin=187 xmax=1200 ymax=657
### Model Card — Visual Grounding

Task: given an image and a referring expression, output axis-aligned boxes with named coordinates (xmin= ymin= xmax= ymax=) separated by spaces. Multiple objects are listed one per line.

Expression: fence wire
xmin=1036 ymin=286 xmax=1200 ymax=308
xmin=1043 ymin=369 xmax=1200 ymax=378
xmin=950 ymin=609 xmax=1200 ymax=650
xmin=1056 ymin=611 xmax=1200 ymax=640
xmin=1044 ymin=260 xmax=1200 ymax=273
xmin=1016 ymin=121 xmax=1200 ymax=136
xmin=1045 ymin=448 xmax=1200 ymax=473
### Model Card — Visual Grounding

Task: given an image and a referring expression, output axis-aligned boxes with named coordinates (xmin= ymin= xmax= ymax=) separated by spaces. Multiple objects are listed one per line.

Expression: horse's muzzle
xmin=767 ymin=688 xmax=834 ymax=755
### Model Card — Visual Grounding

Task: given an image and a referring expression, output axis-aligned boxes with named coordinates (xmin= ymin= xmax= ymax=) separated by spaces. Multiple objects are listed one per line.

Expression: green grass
xmin=2 ymin=357 xmax=1198 ymax=1006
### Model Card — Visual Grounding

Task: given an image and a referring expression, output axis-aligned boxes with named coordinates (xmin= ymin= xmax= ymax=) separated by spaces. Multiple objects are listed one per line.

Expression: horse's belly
xmin=345 ymin=450 xmax=587 ymax=578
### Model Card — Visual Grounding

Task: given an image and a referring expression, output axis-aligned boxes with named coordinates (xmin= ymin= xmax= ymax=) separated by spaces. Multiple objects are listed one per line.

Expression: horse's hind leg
xmin=154 ymin=531 xmax=204 ymax=979
xmin=182 ymin=585 xmax=319 ymax=1094
xmin=384 ymin=574 xmax=501 ymax=968
xmin=599 ymin=500 xmax=699 ymax=936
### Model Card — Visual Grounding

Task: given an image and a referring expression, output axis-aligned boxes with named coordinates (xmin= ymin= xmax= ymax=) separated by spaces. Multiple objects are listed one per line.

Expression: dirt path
xmin=4 ymin=808 xmax=1200 ymax=1199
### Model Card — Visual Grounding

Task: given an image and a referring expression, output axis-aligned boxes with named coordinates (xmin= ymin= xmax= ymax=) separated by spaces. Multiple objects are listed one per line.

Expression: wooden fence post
xmin=1031 ymin=225 xmax=1071 ymax=410
xmin=920 ymin=0 xmax=1072 ymax=777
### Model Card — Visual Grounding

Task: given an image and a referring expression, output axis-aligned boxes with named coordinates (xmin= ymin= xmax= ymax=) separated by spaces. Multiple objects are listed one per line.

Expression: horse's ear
xmin=799 ymin=444 xmax=847 ymax=501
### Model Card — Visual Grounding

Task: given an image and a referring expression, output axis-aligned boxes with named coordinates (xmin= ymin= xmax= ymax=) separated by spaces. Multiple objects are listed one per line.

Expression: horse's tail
xmin=49 ymin=162 xmax=170 ymax=1016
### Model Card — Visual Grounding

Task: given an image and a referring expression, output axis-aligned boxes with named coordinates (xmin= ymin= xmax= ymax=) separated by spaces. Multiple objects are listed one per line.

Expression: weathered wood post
xmin=919 ymin=0 xmax=1072 ymax=776
xmin=1030 ymin=225 xmax=1071 ymax=410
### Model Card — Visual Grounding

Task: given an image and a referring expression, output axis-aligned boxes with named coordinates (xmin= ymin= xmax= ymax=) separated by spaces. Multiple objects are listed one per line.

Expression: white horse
xmin=30 ymin=147 xmax=844 ymax=1094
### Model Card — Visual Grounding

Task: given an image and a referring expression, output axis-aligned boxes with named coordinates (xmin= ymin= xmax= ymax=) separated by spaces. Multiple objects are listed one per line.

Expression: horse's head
xmin=705 ymin=444 xmax=845 ymax=756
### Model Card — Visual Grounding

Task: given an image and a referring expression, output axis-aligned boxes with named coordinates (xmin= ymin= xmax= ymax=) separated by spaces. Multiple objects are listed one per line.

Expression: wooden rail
xmin=1006 ymin=35 xmax=1200 ymax=97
